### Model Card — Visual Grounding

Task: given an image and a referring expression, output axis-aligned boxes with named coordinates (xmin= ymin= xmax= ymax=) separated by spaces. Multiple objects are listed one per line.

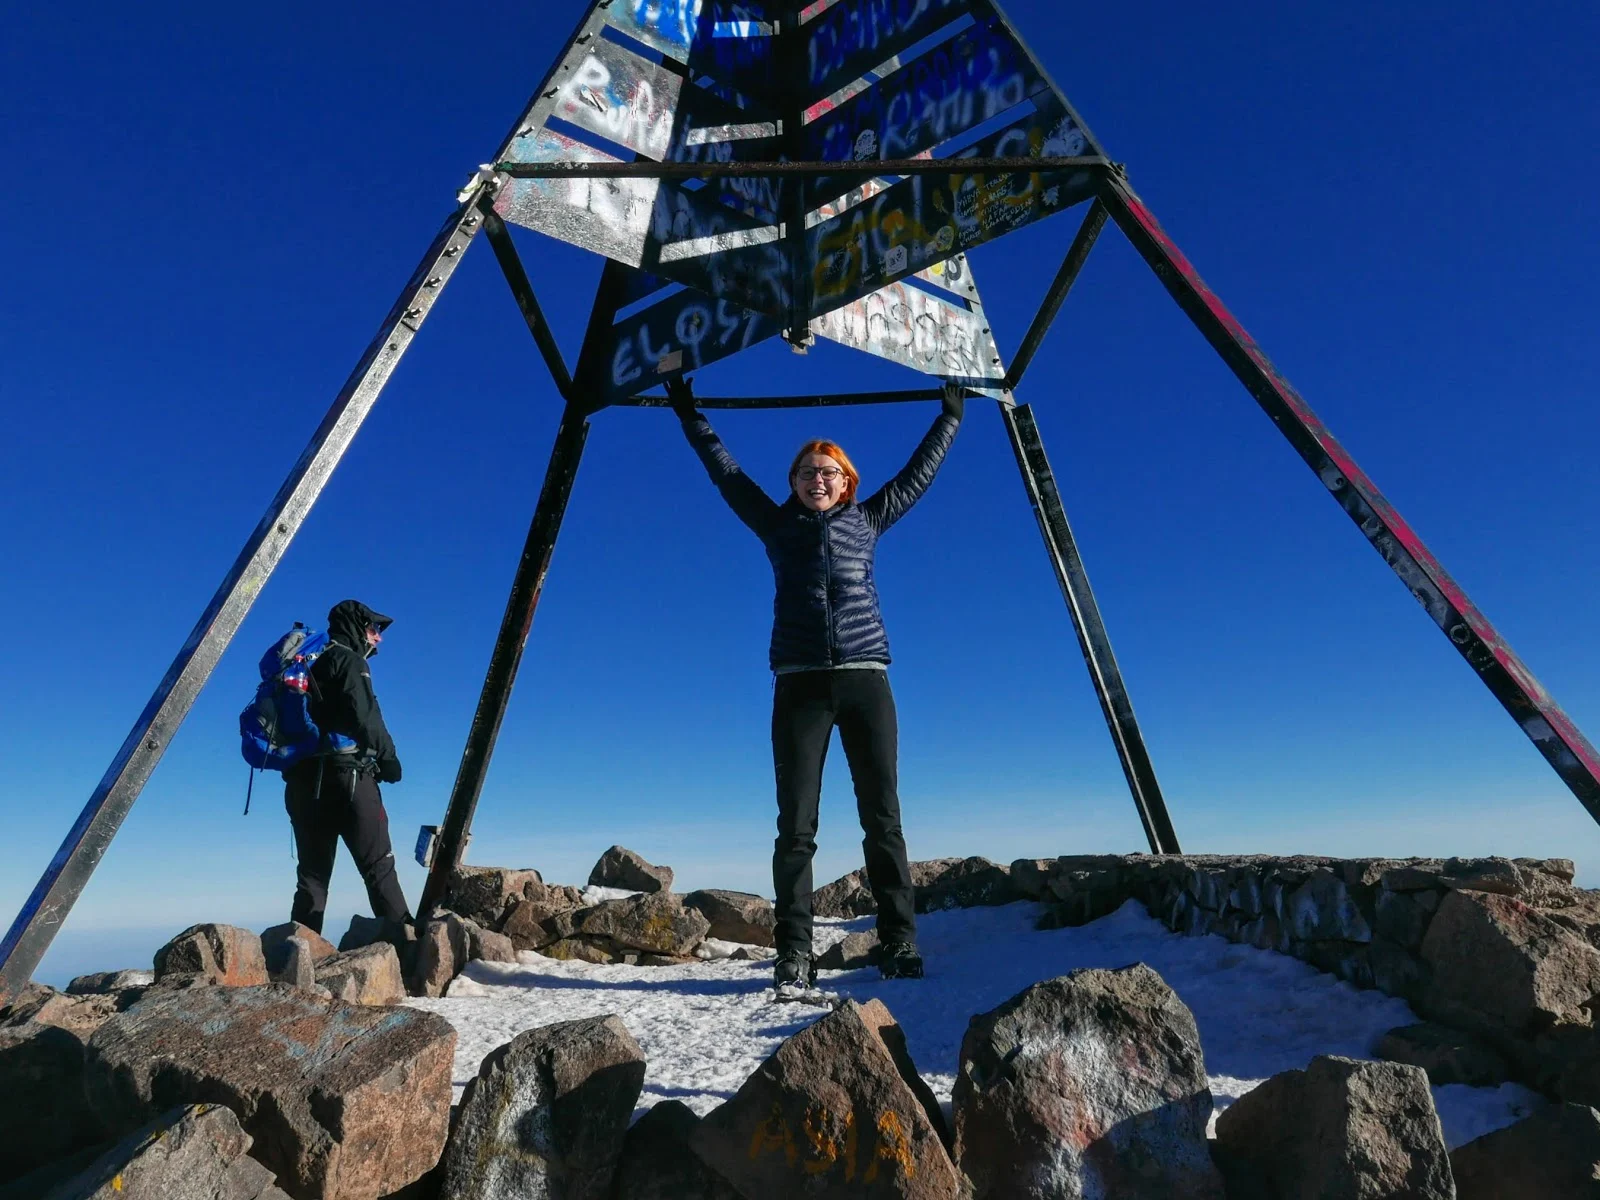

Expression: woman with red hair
xmin=669 ymin=377 xmax=964 ymax=994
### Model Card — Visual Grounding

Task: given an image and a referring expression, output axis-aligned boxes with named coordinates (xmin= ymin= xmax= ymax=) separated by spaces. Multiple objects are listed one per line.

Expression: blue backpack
xmin=239 ymin=625 xmax=357 ymax=810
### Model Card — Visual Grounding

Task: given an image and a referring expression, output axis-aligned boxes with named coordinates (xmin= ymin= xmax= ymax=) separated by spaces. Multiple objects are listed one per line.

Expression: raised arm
xmin=860 ymin=385 xmax=964 ymax=534
xmin=669 ymin=377 xmax=780 ymax=538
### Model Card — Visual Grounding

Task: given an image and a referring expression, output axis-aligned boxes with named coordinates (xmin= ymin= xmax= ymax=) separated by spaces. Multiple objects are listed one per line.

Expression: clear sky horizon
xmin=4 ymin=0 xmax=1598 ymax=987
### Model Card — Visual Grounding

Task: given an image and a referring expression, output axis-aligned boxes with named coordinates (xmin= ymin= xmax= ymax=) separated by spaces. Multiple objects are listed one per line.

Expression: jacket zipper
xmin=821 ymin=513 xmax=836 ymax=666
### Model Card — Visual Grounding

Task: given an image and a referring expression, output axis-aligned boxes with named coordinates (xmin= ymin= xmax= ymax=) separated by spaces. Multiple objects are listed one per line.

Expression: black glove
xmin=665 ymin=376 xmax=696 ymax=419
xmin=378 ymin=755 xmax=402 ymax=785
xmin=941 ymin=383 xmax=966 ymax=421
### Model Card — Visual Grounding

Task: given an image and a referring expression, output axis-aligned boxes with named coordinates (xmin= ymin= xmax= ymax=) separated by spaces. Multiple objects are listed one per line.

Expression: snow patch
xmin=407 ymin=898 xmax=1543 ymax=1148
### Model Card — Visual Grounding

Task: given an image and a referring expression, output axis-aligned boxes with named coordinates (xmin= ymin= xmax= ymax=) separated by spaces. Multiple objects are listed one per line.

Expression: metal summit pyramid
xmin=4 ymin=0 xmax=1598 ymax=1002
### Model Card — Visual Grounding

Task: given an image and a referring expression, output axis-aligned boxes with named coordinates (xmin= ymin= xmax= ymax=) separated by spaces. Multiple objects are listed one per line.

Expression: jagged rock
xmin=1375 ymin=889 xmax=1437 ymax=950
xmin=1438 ymin=856 xmax=1526 ymax=896
xmin=1420 ymin=889 xmax=1600 ymax=1036
xmin=261 ymin=923 xmax=337 ymax=979
xmin=413 ymin=913 xmax=471 ymax=998
xmin=683 ymin=890 xmax=776 ymax=947
xmin=314 ymin=942 xmax=404 ymax=1006
xmin=0 ymin=989 xmax=122 ymax=1182
xmin=588 ymin=846 xmax=673 ymax=894
xmin=440 ymin=1014 xmax=645 ymax=1200
xmin=338 ymin=914 xmax=387 ymax=952
xmin=1284 ymin=869 xmax=1373 ymax=944
xmin=36 ymin=1103 xmax=291 ymax=1199
xmin=692 ymin=999 xmax=960 ymax=1198
xmin=1213 ymin=1055 xmax=1453 ymax=1200
xmin=611 ymin=1100 xmax=741 ymax=1200
xmin=817 ymin=930 xmax=879 ymax=971
xmin=816 ymin=858 xmax=1019 ymax=920
xmin=1449 ymin=1102 xmax=1600 ymax=1199
xmin=276 ymin=937 xmax=319 ymax=992
xmin=577 ymin=892 xmax=709 ymax=956
xmin=1375 ymin=1022 xmax=1512 ymax=1088
xmin=465 ymin=920 xmax=518 ymax=964
xmin=445 ymin=866 xmax=546 ymax=929
xmin=85 ymin=983 xmax=455 ymax=1200
xmin=812 ymin=868 xmax=878 ymax=919
xmin=1008 ymin=858 xmax=1055 ymax=900
xmin=153 ymin=924 xmax=268 ymax=988
xmin=915 ymin=857 xmax=1018 ymax=912
xmin=500 ymin=895 xmax=582 ymax=951
xmin=66 ymin=969 xmax=155 ymax=996
xmin=953 ymin=964 xmax=1223 ymax=1200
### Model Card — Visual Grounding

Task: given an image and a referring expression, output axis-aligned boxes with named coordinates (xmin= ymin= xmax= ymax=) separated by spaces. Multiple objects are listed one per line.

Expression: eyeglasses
xmin=795 ymin=466 xmax=844 ymax=482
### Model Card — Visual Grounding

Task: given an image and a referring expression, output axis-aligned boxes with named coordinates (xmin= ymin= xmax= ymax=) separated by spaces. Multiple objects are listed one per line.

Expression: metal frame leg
xmin=417 ymin=404 xmax=592 ymax=917
xmin=1002 ymin=400 xmax=1181 ymax=854
xmin=1097 ymin=170 xmax=1600 ymax=823
xmin=0 ymin=190 xmax=494 ymax=1006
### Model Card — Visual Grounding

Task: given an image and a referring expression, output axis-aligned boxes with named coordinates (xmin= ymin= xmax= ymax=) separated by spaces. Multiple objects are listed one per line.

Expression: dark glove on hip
xmin=941 ymin=383 xmax=966 ymax=421
xmin=378 ymin=756 xmax=402 ymax=785
xmin=665 ymin=376 xmax=697 ymax=419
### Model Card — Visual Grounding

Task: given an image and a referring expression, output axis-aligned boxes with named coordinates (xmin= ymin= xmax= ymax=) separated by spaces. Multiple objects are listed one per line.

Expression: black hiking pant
xmin=771 ymin=668 xmax=917 ymax=956
xmin=284 ymin=759 xmax=411 ymax=935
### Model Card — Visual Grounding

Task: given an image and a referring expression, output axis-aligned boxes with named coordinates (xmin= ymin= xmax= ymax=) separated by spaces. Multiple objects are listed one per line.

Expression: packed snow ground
xmin=406 ymin=898 xmax=1542 ymax=1149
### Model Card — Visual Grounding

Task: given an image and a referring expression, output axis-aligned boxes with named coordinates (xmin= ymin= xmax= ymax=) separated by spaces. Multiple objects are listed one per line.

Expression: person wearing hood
xmin=282 ymin=599 xmax=412 ymax=937
xmin=669 ymin=376 xmax=962 ymax=990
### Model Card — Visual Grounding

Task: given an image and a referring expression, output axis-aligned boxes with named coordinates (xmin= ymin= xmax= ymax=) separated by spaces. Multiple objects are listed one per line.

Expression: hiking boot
xmin=878 ymin=941 xmax=924 ymax=979
xmin=774 ymin=949 xmax=817 ymax=991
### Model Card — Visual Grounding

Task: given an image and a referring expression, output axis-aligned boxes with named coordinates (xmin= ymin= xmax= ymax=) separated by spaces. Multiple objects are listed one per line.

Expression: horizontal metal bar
xmin=620 ymin=387 xmax=962 ymax=409
xmin=495 ymin=155 xmax=1112 ymax=182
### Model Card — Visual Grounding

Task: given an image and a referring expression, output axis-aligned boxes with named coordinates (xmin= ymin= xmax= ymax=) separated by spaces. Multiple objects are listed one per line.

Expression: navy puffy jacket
xmin=681 ymin=410 xmax=959 ymax=671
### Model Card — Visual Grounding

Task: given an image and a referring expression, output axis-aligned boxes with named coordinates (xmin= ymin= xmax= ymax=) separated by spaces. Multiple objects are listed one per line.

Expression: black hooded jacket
xmin=308 ymin=599 xmax=401 ymax=783
xmin=680 ymin=410 xmax=959 ymax=671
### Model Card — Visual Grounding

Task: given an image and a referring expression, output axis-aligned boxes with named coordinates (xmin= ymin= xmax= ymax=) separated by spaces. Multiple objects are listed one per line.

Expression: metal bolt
xmin=405 ymin=308 xmax=423 ymax=320
xmin=426 ymin=276 xmax=442 ymax=288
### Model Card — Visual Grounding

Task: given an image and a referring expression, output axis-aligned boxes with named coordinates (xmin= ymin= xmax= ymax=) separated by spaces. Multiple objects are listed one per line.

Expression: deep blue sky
xmin=5 ymin=1 xmax=1598 ymax=985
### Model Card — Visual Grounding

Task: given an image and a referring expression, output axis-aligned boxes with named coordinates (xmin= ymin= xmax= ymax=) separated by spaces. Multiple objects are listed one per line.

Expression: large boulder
xmin=36 ymin=1103 xmax=291 ymax=1199
xmin=588 ymin=846 xmax=673 ymax=894
xmin=85 ymin=983 xmax=455 ymax=1200
xmin=683 ymin=890 xmax=776 ymax=947
xmin=314 ymin=942 xmax=404 ymax=1006
xmin=444 ymin=865 xmax=547 ymax=929
xmin=812 ymin=868 xmax=878 ymax=919
xmin=1420 ymin=889 xmax=1600 ymax=1036
xmin=1374 ymin=1022 xmax=1512 ymax=1088
xmin=577 ymin=892 xmax=709 ymax=957
xmin=1449 ymin=1102 xmax=1600 ymax=1199
xmin=440 ymin=1014 xmax=645 ymax=1200
xmin=261 ymin=923 xmax=337 ymax=980
xmin=153 ymin=924 xmax=268 ymax=988
xmin=1213 ymin=1055 xmax=1454 ymax=1200
xmin=691 ymin=998 xmax=960 ymax=1198
xmin=952 ymin=964 xmax=1223 ymax=1200
xmin=0 ymin=988 xmax=126 ymax=1182
xmin=608 ymin=1100 xmax=741 ymax=1200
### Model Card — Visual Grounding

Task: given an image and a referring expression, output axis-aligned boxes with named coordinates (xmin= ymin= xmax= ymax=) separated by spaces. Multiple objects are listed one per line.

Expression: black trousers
xmin=284 ymin=760 xmax=410 ymax=935
xmin=771 ymin=668 xmax=917 ymax=955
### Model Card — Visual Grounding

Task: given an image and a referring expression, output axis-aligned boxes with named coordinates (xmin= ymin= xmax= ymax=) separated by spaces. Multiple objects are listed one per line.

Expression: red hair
xmin=789 ymin=440 xmax=860 ymax=502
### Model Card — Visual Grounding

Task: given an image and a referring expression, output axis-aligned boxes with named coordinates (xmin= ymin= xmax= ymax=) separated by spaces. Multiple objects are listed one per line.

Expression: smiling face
xmin=792 ymin=452 xmax=848 ymax=512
